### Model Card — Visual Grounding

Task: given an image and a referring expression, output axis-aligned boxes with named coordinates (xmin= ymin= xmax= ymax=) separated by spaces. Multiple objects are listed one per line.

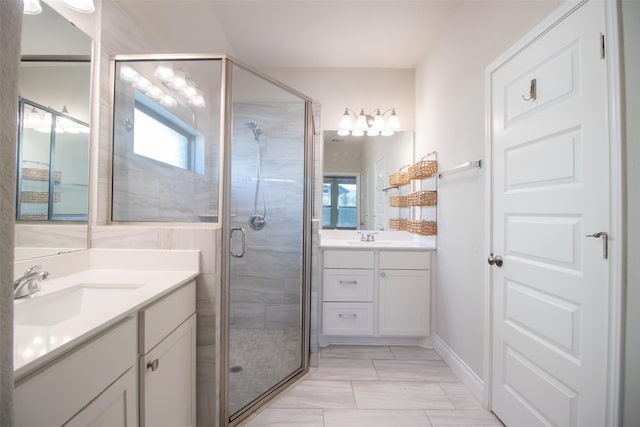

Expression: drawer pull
xmin=147 ymin=359 xmax=160 ymax=372
xmin=338 ymin=313 xmax=358 ymax=319
xmin=339 ymin=280 xmax=358 ymax=285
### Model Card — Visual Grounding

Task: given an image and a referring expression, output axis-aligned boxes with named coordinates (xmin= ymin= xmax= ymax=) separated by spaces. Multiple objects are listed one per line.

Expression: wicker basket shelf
xmin=389 ymin=170 xmax=411 ymax=186
xmin=389 ymin=218 xmax=407 ymax=230
xmin=406 ymin=220 xmax=437 ymax=236
xmin=389 ymin=195 xmax=409 ymax=208
xmin=407 ymin=190 xmax=437 ymax=207
xmin=408 ymin=158 xmax=438 ymax=180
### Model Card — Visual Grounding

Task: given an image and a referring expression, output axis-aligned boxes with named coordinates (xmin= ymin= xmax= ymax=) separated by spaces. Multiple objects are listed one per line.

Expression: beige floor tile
xmin=373 ymin=360 xmax=459 ymax=382
xmin=425 ymin=410 xmax=504 ymax=426
xmin=307 ymin=357 xmax=379 ymax=381
xmin=269 ymin=380 xmax=356 ymax=409
xmin=320 ymin=345 xmax=394 ymax=360
xmin=438 ymin=382 xmax=484 ymax=410
xmin=390 ymin=346 xmax=443 ymax=361
xmin=324 ymin=409 xmax=433 ymax=427
xmin=352 ymin=381 xmax=454 ymax=410
xmin=240 ymin=408 xmax=324 ymax=426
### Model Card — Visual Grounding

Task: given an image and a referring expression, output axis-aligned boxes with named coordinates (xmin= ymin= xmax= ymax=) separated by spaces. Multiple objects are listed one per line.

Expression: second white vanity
xmin=319 ymin=231 xmax=435 ymax=345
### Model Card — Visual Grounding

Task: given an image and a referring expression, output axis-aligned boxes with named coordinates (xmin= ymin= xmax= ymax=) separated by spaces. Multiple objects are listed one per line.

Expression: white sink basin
xmin=15 ymin=283 xmax=143 ymax=327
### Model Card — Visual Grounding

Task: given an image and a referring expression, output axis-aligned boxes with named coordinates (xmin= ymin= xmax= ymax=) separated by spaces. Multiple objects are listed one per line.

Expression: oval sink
xmin=15 ymin=283 xmax=143 ymax=327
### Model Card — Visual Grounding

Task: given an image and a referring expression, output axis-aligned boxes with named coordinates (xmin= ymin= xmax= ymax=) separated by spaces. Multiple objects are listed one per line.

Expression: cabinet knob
xmin=380 ymin=271 xmax=387 ymax=278
xmin=147 ymin=358 xmax=159 ymax=372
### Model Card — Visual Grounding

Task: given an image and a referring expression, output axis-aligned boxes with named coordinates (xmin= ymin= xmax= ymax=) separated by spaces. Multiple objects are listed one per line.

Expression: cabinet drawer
xmin=322 ymin=302 xmax=373 ymax=335
xmin=14 ymin=317 xmax=137 ymax=427
xmin=140 ymin=281 xmax=196 ymax=353
xmin=379 ymin=251 xmax=430 ymax=270
xmin=324 ymin=250 xmax=374 ymax=269
xmin=323 ymin=269 xmax=374 ymax=302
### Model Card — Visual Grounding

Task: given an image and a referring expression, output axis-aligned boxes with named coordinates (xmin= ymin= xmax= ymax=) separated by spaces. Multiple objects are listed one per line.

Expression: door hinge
xmin=600 ymin=33 xmax=605 ymax=59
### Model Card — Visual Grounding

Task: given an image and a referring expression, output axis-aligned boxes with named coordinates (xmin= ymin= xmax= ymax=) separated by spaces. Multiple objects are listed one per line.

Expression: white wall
xmin=622 ymin=1 xmax=640 ymax=425
xmin=261 ymin=67 xmax=415 ymax=132
xmin=414 ymin=0 xmax=561 ymax=385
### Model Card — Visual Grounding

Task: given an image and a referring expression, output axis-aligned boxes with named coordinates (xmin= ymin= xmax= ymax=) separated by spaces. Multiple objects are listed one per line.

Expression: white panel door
xmin=490 ymin=1 xmax=609 ymax=426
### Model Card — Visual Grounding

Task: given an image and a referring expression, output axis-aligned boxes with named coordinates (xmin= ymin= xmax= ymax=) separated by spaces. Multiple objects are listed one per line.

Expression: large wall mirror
xmin=16 ymin=1 xmax=92 ymax=260
xmin=323 ymin=130 xmax=414 ymax=231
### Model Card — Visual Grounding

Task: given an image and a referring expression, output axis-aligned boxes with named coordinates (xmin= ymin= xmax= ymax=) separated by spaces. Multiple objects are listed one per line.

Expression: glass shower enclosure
xmin=111 ymin=55 xmax=312 ymax=426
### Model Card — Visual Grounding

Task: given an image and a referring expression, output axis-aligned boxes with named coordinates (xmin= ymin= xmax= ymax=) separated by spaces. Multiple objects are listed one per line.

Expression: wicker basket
xmin=409 ymin=157 xmax=438 ymax=179
xmin=389 ymin=169 xmax=411 ymax=186
xmin=407 ymin=190 xmax=437 ymax=206
xmin=389 ymin=218 xmax=407 ymax=230
xmin=389 ymin=195 xmax=409 ymax=208
xmin=406 ymin=220 xmax=437 ymax=236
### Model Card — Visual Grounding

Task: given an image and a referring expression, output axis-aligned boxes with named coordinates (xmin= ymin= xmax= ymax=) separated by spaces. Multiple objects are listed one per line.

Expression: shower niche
xmin=111 ymin=55 xmax=313 ymax=426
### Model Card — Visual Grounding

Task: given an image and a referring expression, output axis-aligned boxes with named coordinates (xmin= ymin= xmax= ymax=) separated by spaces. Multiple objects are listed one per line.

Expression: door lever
xmin=586 ymin=232 xmax=608 ymax=259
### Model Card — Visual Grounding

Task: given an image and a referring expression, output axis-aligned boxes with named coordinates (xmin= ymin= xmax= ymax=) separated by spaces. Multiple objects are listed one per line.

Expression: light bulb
xmin=160 ymin=95 xmax=177 ymax=107
xmin=23 ymin=0 xmax=42 ymax=14
xmin=133 ymin=77 xmax=151 ymax=90
xmin=355 ymin=109 xmax=368 ymax=131
xmin=372 ymin=109 xmax=385 ymax=131
xmin=146 ymin=85 xmax=164 ymax=100
xmin=61 ymin=0 xmax=95 ymax=13
xmin=387 ymin=109 xmax=400 ymax=130
xmin=337 ymin=129 xmax=350 ymax=136
xmin=183 ymin=81 xmax=197 ymax=97
xmin=381 ymin=130 xmax=394 ymax=136
xmin=367 ymin=129 xmax=380 ymax=137
xmin=153 ymin=64 xmax=175 ymax=82
xmin=119 ymin=65 xmax=138 ymax=82
xmin=169 ymin=70 xmax=187 ymax=90
xmin=351 ymin=129 xmax=364 ymax=137
xmin=339 ymin=109 xmax=353 ymax=131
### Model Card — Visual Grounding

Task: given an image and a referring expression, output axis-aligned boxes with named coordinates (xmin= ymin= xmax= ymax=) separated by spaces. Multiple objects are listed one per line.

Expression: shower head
xmin=246 ymin=121 xmax=263 ymax=140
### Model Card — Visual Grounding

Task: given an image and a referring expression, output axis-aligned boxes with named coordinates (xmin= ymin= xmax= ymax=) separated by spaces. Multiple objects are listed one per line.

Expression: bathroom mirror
xmin=15 ymin=1 xmax=92 ymax=261
xmin=111 ymin=59 xmax=221 ymax=222
xmin=323 ymin=130 xmax=414 ymax=231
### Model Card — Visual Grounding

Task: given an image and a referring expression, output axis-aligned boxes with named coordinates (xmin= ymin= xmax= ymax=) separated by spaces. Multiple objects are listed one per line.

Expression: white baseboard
xmin=434 ymin=334 xmax=485 ymax=404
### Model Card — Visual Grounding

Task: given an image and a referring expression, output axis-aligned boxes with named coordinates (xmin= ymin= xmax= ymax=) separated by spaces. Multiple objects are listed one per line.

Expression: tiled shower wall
xmin=229 ymin=102 xmax=306 ymax=332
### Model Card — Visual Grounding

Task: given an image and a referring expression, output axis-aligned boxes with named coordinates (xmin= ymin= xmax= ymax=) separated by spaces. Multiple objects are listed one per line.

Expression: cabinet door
xmin=64 ymin=368 xmax=137 ymax=427
xmin=378 ymin=269 xmax=430 ymax=336
xmin=140 ymin=314 xmax=196 ymax=427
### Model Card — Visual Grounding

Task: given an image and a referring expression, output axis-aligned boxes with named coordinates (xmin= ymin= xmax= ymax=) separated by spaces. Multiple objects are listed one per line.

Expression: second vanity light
xmin=338 ymin=107 xmax=400 ymax=137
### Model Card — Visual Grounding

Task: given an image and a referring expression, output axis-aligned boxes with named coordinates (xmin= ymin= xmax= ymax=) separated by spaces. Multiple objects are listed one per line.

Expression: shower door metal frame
xmin=220 ymin=56 xmax=313 ymax=427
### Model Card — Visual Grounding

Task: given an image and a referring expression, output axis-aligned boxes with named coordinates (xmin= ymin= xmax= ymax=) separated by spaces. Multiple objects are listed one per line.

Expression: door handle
xmin=487 ymin=253 xmax=504 ymax=267
xmin=230 ymin=226 xmax=246 ymax=258
xmin=586 ymin=231 xmax=608 ymax=259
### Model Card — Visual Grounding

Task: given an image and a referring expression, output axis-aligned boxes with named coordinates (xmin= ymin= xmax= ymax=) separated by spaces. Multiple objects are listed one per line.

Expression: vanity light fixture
xmin=338 ymin=107 xmax=400 ymax=137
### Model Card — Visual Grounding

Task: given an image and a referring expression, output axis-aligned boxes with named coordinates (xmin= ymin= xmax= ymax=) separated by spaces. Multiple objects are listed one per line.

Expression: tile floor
xmin=240 ymin=345 xmax=504 ymax=427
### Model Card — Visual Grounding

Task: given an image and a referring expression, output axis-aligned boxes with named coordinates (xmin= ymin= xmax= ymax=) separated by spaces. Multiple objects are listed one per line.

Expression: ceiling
xmin=116 ymin=0 xmax=462 ymax=69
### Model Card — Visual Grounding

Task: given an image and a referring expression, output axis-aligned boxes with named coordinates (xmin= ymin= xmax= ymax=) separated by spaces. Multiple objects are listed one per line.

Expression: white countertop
xmin=13 ymin=249 xmax=199 ymax=380
xmin=320 ymin=230 xmax=436 ymax=250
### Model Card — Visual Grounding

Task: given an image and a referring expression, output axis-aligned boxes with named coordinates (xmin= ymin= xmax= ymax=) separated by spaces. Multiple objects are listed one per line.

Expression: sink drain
xmin=230 ymin=365 xmax=243 ymax=373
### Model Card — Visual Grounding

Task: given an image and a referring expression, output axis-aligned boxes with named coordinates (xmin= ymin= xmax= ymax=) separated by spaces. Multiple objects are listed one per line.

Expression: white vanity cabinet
xmin=139 ymin=282 xmax=196 ymax=427
xmin=14 ymin=280 xmax=197 ymax=427
xmin=14 ymin=317 xmax=138 ymax=427
xmin=321 ymin=249 xmax=431 ymax=341
xmin=378 ymin=251 xmax=430 ymax=336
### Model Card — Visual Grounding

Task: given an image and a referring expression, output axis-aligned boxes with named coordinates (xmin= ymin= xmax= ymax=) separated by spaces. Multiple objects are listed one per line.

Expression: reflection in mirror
xmin=112 ymin=59 xmax=221 ymax=222
xmin=16 ymin=1 xmax=92 ymax=261
xmin=323 ymin=130 xmax=414 ymax=231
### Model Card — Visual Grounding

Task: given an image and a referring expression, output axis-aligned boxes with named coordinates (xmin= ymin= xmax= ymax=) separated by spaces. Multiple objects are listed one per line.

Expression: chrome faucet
xmin=14 ymin=265 xmax=49 ymax=299
xmin=365 ymin=232 xmax=378 ymax=242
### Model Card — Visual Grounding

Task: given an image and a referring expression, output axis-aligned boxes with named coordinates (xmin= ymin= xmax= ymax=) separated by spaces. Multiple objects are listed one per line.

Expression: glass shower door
xmin=225 ymin=63 xmax=310 ymax=421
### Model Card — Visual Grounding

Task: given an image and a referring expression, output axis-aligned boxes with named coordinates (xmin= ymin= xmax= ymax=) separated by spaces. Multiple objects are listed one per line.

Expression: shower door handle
xmin=230 ymin=227 xmax=246 ymax=258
